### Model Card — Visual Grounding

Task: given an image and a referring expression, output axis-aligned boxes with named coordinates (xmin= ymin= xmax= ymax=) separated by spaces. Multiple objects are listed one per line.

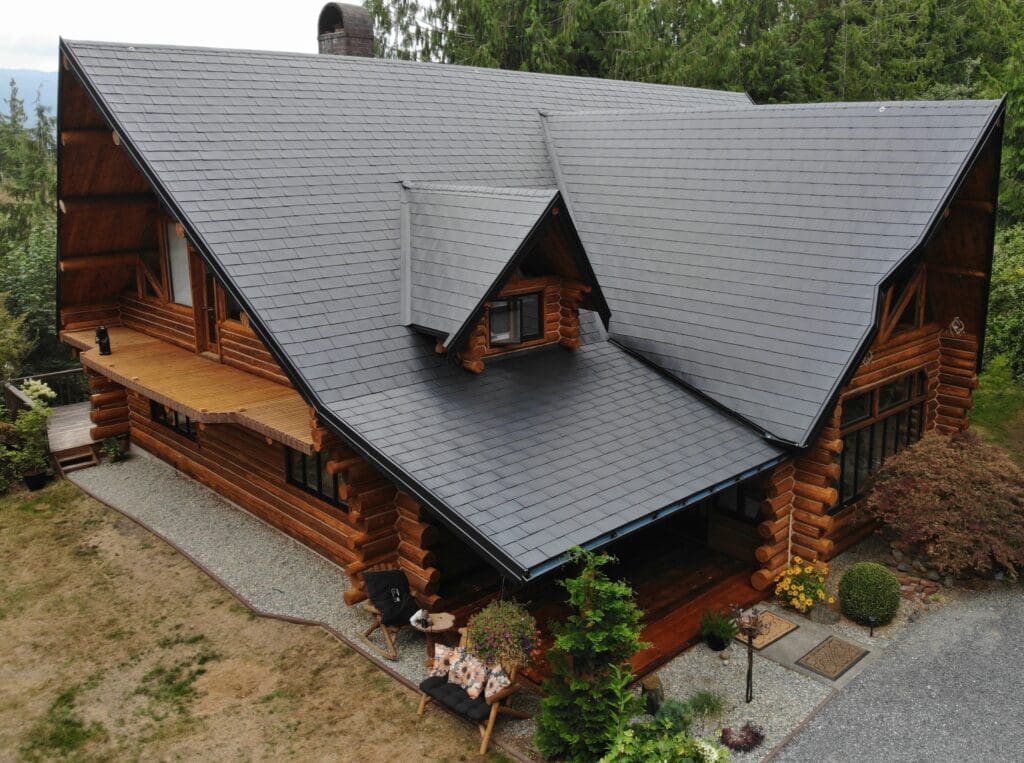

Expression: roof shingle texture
xmin=545 ymin=101 xmax=1001 ymax=444
xmin=405 ymin=184 xmax=557 ymax=342
xmin=65 ymin=41 xmax=773 ymax=576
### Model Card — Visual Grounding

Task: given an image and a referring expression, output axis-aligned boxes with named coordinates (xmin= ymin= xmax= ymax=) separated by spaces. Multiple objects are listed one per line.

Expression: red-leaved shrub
xmin=864 ymin=431 xmax=1024 ymax=578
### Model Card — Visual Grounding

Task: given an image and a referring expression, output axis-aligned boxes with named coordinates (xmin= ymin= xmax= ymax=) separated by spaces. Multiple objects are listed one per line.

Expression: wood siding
xmin=219 ymin=321 xmax=292 ymax=387
xmin=119 ymin=294 xmax=197 ymax=352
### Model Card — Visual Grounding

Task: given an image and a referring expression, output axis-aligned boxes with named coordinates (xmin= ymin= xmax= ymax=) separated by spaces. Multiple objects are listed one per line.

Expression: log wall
xmin=119 ymin=294 xmax=196 ymax=352
xmin=459 ymin=274 xmax=588 ymax=373
xmin=219 ymin=321 xmax=292 ymax=387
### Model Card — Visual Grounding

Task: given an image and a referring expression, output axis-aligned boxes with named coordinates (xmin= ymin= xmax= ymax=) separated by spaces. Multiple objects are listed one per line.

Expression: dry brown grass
xmin=0 ymin=480 xmax=510 ymax=762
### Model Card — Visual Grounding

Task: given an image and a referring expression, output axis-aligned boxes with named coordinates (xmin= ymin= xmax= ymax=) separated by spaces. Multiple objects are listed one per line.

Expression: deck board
xmin=62 ymin=326 xmax=314 ymax=452
xmin=47 ymin=402 xmax=94 ymax=455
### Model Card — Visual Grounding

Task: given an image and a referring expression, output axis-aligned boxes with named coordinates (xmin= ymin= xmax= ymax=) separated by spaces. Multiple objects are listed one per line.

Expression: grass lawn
xmin=0 ymin=480 xmax=509 ymax=762
xmin=971 ymin=356 xmax=1024 ymax=463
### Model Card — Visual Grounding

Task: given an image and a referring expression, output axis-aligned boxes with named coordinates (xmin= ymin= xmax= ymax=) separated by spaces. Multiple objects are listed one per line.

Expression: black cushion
xmin=364 ymin=570 xmax=418 ymax=626
xmin=419 ymin=676 xmax=491 ymax=722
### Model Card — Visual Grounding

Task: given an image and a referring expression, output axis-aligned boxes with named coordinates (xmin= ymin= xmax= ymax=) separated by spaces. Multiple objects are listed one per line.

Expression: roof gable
xmin=402 ymin=184 xmax=558 ymax=342
xmin=544 ymin=99 xmax=1004 ymax=445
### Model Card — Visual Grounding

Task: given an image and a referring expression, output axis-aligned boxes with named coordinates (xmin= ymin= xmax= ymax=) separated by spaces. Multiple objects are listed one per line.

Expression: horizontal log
xmin=59 ymin=193 xmax=156 ymax=215
xmin=91 ymin=389 xmax=127 ymax=407
xmin=793 ymin=482 xmax=838 ymax=508
xmin=792 ymin=534 xmax=834 ymax=557
xmin=398 ymin=558 xmax=441 ymax=597
xmin=396 ymin=516 xmax=439 ymax=547
xmin=795 ymin=458 xmax=841 ymax=481
xmin=90 ymin=405 xmax=129 ymax=425
xmin=938 ymin=371 xmax=977 ymax=388
xmin=793 ymin=495 xmax=828 ymax=516
xmin=758 ymin=514 xmax=790 ymax=539
xmin=792 ymin=520 xmax=823 ymax=540
xmin=755 ymin=541 xmax=788 ymax=563
xmin=767 ymin=476 xmax=795 ymax=498
xmin=60 ymin=128 xmax=118 ymax=147
xmin=937 ymin=394 xmax=973 ymax=410
xmin=752 ymin=561 xmax=789 ymax=591
xmin=90 ymin=422 xmax=129 ymax=440
xmin=793 ymin=509 xmax=834 ymax=532
xmin=398 ymin=541 xmax=436 ymax=569
xmin=760 ymin=491 xmax=793 ymax=516
xmin=395 ymin=492 xmax=422 ymax=515
xmin=817 ymin=438 xmax=844 ymax=455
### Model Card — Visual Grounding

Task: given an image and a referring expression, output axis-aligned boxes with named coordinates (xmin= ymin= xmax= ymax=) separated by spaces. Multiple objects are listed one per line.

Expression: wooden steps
xmin=54 ymin=444 xmax=99 ymax=474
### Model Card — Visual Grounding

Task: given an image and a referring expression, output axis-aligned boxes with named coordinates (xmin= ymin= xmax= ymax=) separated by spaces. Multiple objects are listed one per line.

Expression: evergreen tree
xmin=534 ymin=548 xmax=647 ymax=762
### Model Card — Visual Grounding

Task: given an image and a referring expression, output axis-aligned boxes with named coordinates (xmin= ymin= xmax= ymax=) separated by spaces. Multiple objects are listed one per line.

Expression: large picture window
xmin=836 ymin=371 xmax=928 ymax=512
xmin=488 ymin=292 xmax=543 ymax=346
xmin=286 ymin=447 xmax=347 ymax=509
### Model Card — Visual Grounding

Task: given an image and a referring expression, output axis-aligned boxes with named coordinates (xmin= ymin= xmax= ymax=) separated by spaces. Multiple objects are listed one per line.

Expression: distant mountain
xmin=0 ymin=70 xmax=59 ymax=125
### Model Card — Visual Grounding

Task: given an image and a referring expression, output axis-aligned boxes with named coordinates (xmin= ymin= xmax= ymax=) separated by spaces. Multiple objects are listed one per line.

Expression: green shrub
xmin=654 ymin=698 xmax=693 ymax=734
xmin=600 ymin=719 xmax=731 ymax=763
xmin=686 ymin=689 xmax=726 ymax=720
xmin=839 ymin=562 xmax=901 ymax=625
xmin=865 ymin=431 xmax=1024 ymax=577
xmin=100 ymin=437 xmax=128 ymax=463
xmin=465 ymin=599 xmax=536 ymax=669
xmin=535 ymin=548 xmax=647 ymax=762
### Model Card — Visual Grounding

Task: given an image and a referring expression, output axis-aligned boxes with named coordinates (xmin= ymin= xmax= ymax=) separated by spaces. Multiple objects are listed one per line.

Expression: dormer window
xmin=489 ymin=292 xmax=543 ymax=346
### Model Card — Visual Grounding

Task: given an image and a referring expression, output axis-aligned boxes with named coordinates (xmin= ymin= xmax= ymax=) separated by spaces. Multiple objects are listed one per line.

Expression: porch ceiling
xmin=62 ymin=326 xmax=315 ymax=453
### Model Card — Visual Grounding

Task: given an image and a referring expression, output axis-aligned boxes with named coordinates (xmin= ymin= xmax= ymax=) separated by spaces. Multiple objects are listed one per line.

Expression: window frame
xmin=835 ymin=371 xmax=929 ymax=513
xmin=487 ymin=291 xmax=544 ymax=347
xmin=284 ymin=447 xmax=348 ymax=511
xmin=150 ymin=399 xmax=197 ymax=440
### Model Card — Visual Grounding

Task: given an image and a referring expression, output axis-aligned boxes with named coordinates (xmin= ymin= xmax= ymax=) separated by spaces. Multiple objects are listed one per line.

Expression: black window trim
xmin=285 ymin=447 xmax=348 ymax=511
xmin=150 ymin=399 xmax=197 ymax=440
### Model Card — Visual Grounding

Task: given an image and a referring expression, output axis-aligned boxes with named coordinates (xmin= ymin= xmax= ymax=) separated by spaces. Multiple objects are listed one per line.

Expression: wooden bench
xmin=416 ymin=629 xmax=530 ymax=755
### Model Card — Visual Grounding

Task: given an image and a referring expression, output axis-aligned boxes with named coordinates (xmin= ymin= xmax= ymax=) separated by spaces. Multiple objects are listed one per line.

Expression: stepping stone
xmin=796 ymin=636 xmax=869 ymax=681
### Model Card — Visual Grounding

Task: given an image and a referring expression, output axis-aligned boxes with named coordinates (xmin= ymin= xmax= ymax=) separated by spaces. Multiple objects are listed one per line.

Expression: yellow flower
xmin=793 ymin=556 xmax=802 ymax=564
xmin=804 ymin=566 xmax=813 ymax=573
xmin=829 ymin=596 xmax=836 ymax=604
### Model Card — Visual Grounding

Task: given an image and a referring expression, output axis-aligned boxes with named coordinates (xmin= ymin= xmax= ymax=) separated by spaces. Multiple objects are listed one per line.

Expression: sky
xmin=2 ymin=0 xmax=332 ymax=70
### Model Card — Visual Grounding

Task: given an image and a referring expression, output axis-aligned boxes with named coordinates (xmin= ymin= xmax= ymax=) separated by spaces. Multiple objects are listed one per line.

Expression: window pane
xmin=840 ymin=435 xmax=856 ymax=504
xmin=841 ymin=393 xmax=870 ymax=426
xmin=303 ymin=454 xmax=319 ymax=492
xmin=878 ymin=377 xmax=910 ymax=412
xmin=225 ymin=289 xmax=244 ymax=321
xmin=489 ymin=301 xmax=511 ymax=344
xmin=713 ymin=485 xmax=738 ymax=514
xmin=166 ymin=224 xmax=193 ymax=306
xmin=893 ymin=292 xmax=919 ymax=334
xmin=320 ymin=456 xmax=335 ymax=501
xmin=288 ymin=449 xmax=304 ymax=484
xmin=856 ymin=427 xmax=872 ymax=492
xmin=520 ymin=293 xmax=542 ymax=340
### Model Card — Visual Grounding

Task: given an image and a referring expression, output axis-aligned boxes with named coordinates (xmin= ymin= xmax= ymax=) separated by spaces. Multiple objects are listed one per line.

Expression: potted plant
xmin=465 ymin=599 xmax=537 ymax=670
xmin=699 ymin=609 xmax=738 ymax=651
xmin=10 ymin=403 xmax=53 ymax=490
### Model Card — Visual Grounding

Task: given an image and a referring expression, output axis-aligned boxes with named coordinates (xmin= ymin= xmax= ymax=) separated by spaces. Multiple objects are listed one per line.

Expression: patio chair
xmin=360 ymin=568 xmax=421 ymax=660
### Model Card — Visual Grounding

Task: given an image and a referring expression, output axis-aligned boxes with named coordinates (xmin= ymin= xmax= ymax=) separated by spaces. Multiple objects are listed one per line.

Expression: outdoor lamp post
xmin=734 ymin=607 xmax=767 ymax=704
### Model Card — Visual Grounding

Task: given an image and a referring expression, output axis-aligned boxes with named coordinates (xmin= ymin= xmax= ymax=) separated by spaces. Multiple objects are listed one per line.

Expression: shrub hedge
xmin=839 ymin=562 xmax=901 ymax=625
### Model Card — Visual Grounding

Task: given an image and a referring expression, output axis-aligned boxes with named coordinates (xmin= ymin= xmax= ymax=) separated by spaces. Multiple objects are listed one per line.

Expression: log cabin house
xmin=55 ymin=4 xmax=1004 ymax=675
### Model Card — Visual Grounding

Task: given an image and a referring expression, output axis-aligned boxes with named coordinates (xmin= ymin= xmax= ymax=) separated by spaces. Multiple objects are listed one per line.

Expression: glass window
xmin=489 ymin=300 xmax=512 ymax=344
xmin=166 ymin=223 xmax=193 ymax=306
xmin=285 ymin=447 xmax=346 ymax=510
xmin=893 ymin=291 xmax=919 ymax=334
xmin=140 ymin=248 xmax=164 ymax=299
xmin=878 ymin=377 xmax=911 ymax=412
xmin=150 ymin=399 xmax=196 ymax=440
xmin=225 ymin=288 xmax=244 ymax=322
xmin=712 ymin=482 xmax=762 ymax=525
xmin=520 ymin=293 xmax=543 ymax=341
xmin=488 ymin=292 xmax=544 ymax=346
xmin=841 ymin=393 xmax=870 ymax=426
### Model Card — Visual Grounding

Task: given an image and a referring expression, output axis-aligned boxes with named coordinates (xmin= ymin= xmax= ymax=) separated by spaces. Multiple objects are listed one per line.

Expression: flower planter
xmin=23 ymin=472 xmax=51 ymax=491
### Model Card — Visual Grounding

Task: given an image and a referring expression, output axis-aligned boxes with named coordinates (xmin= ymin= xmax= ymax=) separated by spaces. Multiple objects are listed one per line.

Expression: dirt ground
xmin=0 ymin=480 xmax=509 ymax=762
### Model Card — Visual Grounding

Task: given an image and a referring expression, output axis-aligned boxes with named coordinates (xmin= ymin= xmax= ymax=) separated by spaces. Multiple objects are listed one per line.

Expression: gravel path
xmin=774 ymin=584 xmax=1024 ymax=762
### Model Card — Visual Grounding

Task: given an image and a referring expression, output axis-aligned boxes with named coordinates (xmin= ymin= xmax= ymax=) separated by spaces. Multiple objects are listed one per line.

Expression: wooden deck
xmin=47 ymin=402 xmax=94 ymax=454
xmin=61 ymin=326 xmax=315 ymax=453
xmin=448 ymin=523 xmax=766 ymax=682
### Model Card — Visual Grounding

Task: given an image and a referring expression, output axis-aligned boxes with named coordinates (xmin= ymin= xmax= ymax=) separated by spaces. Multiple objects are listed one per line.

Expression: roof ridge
xmin=402 ymin=182 xmax=558 ymax=199
xmin=62 ymin=38 xmax=751 ymax=101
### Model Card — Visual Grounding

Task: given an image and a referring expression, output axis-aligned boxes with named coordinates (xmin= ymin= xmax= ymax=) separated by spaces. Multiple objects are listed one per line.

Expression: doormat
xmin=796 ymin=636 xmax=869 ymax=681
xmin=733 ymin=611 xmax=798 ymax=651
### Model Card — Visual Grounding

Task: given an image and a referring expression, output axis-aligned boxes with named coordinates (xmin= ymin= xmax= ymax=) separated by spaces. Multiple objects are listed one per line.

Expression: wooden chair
xmin=359 ymin=568 xmax=421 ymax=661
xmin=416 ymin=628 xmax=531 ymax=755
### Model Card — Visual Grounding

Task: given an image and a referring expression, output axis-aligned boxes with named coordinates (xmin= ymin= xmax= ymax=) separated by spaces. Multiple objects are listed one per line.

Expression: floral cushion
xmin=429 ymin=644 xmax=456 ymax=678
xmin=484 ymin=667 xmax=511 ymax=700
xmin=447 ymin=650 xmax=488 ymax=699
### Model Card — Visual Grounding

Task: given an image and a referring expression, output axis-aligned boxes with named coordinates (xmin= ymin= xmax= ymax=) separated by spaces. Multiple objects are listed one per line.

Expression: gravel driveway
xmin=774 ymin=585 xmax=1023 ymax=762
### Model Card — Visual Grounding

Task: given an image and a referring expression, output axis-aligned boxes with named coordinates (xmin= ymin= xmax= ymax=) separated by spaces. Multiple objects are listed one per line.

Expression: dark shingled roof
xmin=62 ymin=40 xmax=774 ymax=579
xmin=402 ymin=184 xmax=558 ymax=343
xmin=544 ymin=100 xmax=1003 ymax=444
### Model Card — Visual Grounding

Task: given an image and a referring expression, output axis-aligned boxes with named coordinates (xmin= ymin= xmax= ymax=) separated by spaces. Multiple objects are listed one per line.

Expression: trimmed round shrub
xmin=839 ymin=562 xmax=901 ymax=625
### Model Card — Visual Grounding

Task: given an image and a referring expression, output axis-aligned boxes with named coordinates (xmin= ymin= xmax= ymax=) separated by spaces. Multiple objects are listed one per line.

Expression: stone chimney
xmin=318 ymin=3 xmax=375 ymax=57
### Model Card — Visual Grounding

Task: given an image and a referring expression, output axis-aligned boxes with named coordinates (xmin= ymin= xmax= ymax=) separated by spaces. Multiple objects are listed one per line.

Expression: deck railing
xmin=3 ymin=368 xmax=91 ymax=414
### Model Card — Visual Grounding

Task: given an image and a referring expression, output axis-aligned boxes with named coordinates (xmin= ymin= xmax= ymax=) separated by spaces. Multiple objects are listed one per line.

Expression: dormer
xmin=400 ymin=183 xmax=609 ymax=372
